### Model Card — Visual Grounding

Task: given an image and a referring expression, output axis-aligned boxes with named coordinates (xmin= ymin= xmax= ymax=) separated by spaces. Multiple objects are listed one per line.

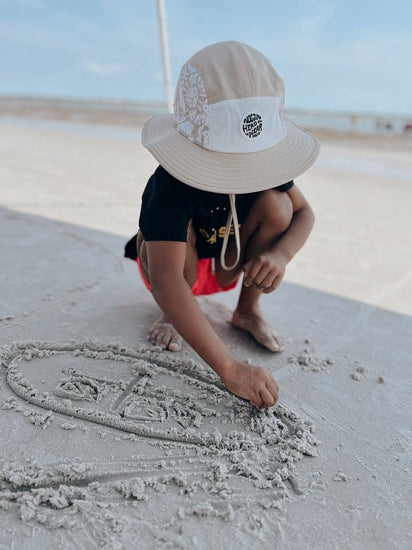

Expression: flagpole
xmin=156 ymin=0 xmax=173 ymax=113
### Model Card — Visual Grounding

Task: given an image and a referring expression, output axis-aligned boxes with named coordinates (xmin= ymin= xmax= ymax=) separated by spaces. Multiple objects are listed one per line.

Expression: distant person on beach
xmin=125 ymin=41 xmax=319 ymax=408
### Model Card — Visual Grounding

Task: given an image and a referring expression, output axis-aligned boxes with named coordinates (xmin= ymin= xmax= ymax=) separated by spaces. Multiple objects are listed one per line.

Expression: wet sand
xmin=0 ymin=118 xmax=411 ymax=549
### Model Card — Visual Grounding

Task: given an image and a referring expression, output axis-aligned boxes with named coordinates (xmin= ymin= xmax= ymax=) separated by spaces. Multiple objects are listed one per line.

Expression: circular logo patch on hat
xmin=241 ymin=113 xmax=263 ymax=139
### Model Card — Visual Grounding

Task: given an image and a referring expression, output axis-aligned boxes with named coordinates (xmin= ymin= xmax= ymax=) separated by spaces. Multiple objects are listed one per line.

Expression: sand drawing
xmin=0 ymin=341 xmax=319 ymax=545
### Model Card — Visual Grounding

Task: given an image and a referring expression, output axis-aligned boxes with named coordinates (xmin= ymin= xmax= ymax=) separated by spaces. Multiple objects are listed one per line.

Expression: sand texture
xmin=0 ymin=120 xmax=411 ymax=549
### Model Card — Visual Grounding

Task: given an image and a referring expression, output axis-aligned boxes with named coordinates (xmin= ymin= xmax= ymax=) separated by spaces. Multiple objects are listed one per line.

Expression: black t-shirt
xmin=126 ymin=165 xmax=293 ymax=260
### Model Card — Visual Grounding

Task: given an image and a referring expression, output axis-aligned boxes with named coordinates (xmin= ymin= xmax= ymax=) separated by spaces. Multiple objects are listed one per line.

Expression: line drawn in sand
xmin=0 ymin=341 xmax=320 ymax=547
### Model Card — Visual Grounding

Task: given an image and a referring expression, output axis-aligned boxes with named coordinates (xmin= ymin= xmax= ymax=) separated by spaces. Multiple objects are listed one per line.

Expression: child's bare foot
xmin=232 ymin=308 xmax=285 ymax=352
xmin=148 ymin=313 xmax=182 ymax=351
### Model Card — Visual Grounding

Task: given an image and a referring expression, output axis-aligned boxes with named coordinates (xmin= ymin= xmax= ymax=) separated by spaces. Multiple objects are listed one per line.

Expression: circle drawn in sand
xmin=0 ymin=341 xmax=320 ymax=545
xmin=1 ymin=341 xmax=318 ymax=486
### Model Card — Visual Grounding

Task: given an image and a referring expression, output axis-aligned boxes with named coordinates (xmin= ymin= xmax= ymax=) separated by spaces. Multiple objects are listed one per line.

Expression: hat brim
xmin=142 ymin=113 xmax=320 ymax=194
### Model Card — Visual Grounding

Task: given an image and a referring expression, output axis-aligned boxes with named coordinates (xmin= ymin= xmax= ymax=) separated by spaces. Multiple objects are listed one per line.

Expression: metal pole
xmin=156 ymin=0 xmax=173 ymax=113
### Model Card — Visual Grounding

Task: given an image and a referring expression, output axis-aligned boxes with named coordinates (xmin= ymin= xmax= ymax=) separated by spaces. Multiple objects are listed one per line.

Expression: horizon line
xmin=0 ymin=93 xmax=410 ymax=121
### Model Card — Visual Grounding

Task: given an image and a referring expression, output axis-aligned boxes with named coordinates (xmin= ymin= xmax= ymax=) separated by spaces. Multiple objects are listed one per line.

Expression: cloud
xmin=290 ymin=1 xmax=336 ymax=34
xmin=81 ymin=59 xmax=132 ymax=77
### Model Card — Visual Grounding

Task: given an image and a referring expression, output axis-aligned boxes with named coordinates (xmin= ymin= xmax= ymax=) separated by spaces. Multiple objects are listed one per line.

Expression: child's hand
xmin=243 ymin=250 xmax=288 ymax=293
xmin=221 ymin=360 xmax=279 ymax=408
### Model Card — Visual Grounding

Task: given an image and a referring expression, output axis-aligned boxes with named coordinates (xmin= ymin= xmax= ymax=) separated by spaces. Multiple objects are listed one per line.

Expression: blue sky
xmin=0 ymin=0 xmax=411 ymax=114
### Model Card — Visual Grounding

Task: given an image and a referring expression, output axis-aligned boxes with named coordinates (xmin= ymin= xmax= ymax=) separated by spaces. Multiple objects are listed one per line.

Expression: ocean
xmin=0 ymin=95 xmax=411 ymax=135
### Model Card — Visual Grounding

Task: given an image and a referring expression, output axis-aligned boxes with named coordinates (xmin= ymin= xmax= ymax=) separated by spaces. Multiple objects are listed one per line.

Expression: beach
xmin=0 ymin=116 xmax=411 ymax=549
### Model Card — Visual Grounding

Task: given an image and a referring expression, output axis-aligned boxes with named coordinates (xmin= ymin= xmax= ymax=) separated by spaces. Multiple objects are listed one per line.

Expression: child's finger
xmin=266 ymin=379 xmax=279 ymax=403
xmin=263 ymin=273 xmax=283 ymax=293
xmin=259 ymin=387 xmax=276 ymax=408
xmin=257 ymin=272 xmax=274 ymax=290
xmin=254 ymin=267 xmax=271 ymax=286
xmin=244 ymin=262 xmax=264 ymax=287
xmin=262 ymin=280 xmax=276 ymax=293
xmin=250 ymin=394 xmax=263 ymax=408
xmin=242 ymin=260 xmax=253 ymax=279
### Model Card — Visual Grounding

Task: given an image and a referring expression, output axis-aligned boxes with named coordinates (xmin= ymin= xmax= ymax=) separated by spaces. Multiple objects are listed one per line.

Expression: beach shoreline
xmin=2 ymin=94 xmax=411 ymax=148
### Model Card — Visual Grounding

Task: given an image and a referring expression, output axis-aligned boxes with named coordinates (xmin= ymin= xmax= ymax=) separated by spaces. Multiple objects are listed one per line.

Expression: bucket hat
xmin=143 ymin=40 xmax=320 ymax=271
xmin=142 ymin=40 xmax=320 ymax=195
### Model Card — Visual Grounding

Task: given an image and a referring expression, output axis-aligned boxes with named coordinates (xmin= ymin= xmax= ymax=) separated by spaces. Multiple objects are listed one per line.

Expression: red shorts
xmin=136 ymin=257 xmax=238 ymax=296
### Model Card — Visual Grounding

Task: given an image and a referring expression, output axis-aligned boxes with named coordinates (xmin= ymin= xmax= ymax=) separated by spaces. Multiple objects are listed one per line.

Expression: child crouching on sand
xmin=125 ymin=41 xmax=319 ymax=409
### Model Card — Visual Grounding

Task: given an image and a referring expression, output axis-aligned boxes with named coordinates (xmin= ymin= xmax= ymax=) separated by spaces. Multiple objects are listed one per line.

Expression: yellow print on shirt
xmin=198 ymin=228 xmax=217 ymax=245
xmin=218 ymin=224 xmax=241 ymax=239
xmin=198 ymin=224 xmax=242 ymax=244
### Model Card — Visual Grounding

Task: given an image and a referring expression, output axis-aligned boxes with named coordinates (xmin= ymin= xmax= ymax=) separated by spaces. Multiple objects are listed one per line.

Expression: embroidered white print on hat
xmin=174 ymin=63 xmax=210 ymax=149
xmin=142 ymin=40 xmax=320 ymax=194
xmin=242 ymin=113 xmax=263 ymax=139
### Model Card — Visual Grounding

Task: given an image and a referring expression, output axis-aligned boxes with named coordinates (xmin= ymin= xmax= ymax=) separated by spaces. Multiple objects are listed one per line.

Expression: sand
xmin=0 ymin=118 xmax=411 ymax=549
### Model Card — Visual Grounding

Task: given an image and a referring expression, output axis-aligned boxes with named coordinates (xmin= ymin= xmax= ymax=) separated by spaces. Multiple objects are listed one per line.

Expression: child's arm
xmin=146 ymin=240 xmax=279 ymax=408
xmin=243 ymin=185 xmax=315 ymax=292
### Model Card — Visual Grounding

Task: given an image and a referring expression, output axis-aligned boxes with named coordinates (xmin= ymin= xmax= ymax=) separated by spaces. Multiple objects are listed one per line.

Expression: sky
xmin=0 ymin=0 xmax=411 ymax=115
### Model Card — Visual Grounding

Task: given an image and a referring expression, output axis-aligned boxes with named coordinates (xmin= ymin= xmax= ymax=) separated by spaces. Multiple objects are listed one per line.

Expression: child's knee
xmin=257 ymin=190 xmax=293 ymax=233
xmin=137 ymin=233 xmax=150 ymax=282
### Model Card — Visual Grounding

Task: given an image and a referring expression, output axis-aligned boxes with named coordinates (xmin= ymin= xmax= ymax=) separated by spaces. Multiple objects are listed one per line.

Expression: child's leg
xmin=215 ymin=189 xmax=293 ymax=352
xmin=139 ymin=221 xmax=199 ymax=351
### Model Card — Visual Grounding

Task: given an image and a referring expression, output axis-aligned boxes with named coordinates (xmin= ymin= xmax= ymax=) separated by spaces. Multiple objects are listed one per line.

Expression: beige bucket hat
xmin=142 ymin=40 xmax=320 ymax=195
